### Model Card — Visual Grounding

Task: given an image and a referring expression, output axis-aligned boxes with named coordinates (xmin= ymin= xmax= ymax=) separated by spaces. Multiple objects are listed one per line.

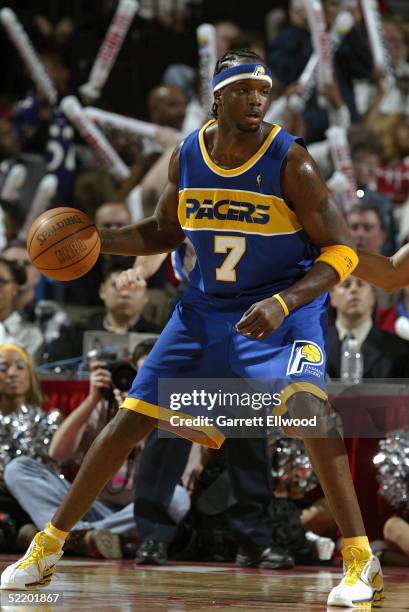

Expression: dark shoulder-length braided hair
xmin=212 ymin=48 xmax=266 ymax=119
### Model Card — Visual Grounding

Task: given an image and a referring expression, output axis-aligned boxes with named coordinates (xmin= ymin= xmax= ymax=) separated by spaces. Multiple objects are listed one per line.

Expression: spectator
xmin=269 ymin=0 xmax=312 ymax=87
xmin=107 ymin=129 xmax=144 ymax=168
xmin=374 ymin=113 xmax=409 ymax=208
xmin=383 ymin=19 xmax=409 ymax=106
xmin=0 ymin=257 xmax=43 ymax=360
xmin=119 ymin=150 xmax=162 ymax=220
xmin=323 ymin=0 xmax=343 ymax=28
xmin=86 ymin=267 xmax=161 ymax=335
xmin=163 ymin=19 xmax=242 ymax=103
xmin=5 ymin=338 xmax=188 ymax=558
xmin=127 ymin=83 xmax=187 ymax=219
xmin=327 ymin=277 xmax=409 ymax=379
xmin=346 ymin=203 xmax=386 ymax=255
xmin=213 ymin=19 xmax=243 ymax=58
xmin=2 ymin=240 xmax=71 ymax=349
xmin=335 ymin=6 xmax=374 ymax=123
xmin=327 ymin=277 xmax=409 ymax=541
xmin=0 ymin=119 xmax=47 ymax=220
xmin=73 ymin=168 xmax=117 ymax=220
xmin=5 ymin=360 xmax=138 ymax=558
xmin=2 ymin=240 xmax=41 ymax=314
xmin=164 ymin=20 xmax=243 ymax=137
xmin=147 ymin=84 xmax=187 ymax=132
xmin=0 ymin=118 xmax=19 ymax=162
xmin=95 ymin=201 xmax=132 ymax=230
xmin=349 ymin=128 xmax=397 ymax=255
xmin=0 ymin=343 xmax=60 ymax=551
xmin=346 ymin=207 xmax=391 ymax=308
xmin=14 ymin=52 xmax=76 ymax=203
xmin=346 ymin=199 xmax=391 ymax=308
xmin=381 ymin=516 xmax=409 ymax=566
xmin=269 ymin=0 xmax=361 ymax=142
xmin=45 ymin=264 xmax=161 ymax=362
xmin=133 ymin=146 xmax=179 ymax=219
xmin=0 ymin=200 xmax=25 ymax=249
xmin=230 ymin=30 xmax=267 ymax=62
xmin=346 ymin=204 xmax=394 ymax=308
xmin=357 ymin=18 xmax=409 ymax=119
xmin=31 ymin=15 xmax=75 ymax=49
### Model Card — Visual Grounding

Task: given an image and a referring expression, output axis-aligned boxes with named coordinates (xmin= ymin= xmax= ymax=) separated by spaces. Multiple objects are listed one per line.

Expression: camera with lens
xmin=108 ymin=359 xmax=137 ymax=391
xmin=87 ymin=347 xmax=137 ymax=396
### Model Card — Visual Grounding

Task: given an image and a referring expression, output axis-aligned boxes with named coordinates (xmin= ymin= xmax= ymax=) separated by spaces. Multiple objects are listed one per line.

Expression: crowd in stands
xmin=1 ymin=0 xmax=409 ymax=567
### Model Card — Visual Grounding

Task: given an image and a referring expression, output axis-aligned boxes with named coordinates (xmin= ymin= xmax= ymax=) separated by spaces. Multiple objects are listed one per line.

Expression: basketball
xmin=26 ymin=207 xmax=101 ymax=281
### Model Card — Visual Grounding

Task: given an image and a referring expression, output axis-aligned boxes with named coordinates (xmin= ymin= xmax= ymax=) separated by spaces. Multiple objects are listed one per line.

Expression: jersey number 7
xmin=214 ymin=236 xmax=246 ymax=282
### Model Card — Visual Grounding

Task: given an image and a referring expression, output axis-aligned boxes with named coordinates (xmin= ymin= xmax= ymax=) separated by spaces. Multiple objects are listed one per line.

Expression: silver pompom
xmin=374 ymin=430 xmax=409 ymax=512
xmin=0 ymin=405 xmax=61 ymax=470
xmin=271 ymin=438 xmax=318 ymax=499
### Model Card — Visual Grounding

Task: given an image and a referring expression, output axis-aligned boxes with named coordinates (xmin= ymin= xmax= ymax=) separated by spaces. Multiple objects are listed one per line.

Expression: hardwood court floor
xmin=0 ymin=556 xmax=408 ymax=611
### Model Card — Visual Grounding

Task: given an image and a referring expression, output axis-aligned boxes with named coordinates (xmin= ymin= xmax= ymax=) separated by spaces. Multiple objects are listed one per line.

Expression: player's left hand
xmin=235 ymin=297 xmax=285 ymax=340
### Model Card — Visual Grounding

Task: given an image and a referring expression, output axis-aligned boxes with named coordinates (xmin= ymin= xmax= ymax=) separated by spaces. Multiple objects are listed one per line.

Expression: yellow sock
xmin=44 ymin=522 xmax=69 ymax=546
xmin=343 ymin=536 xmax=371 ymax=551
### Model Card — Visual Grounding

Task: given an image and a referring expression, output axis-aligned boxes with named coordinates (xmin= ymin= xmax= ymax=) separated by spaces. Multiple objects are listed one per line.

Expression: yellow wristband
xmin=272 ymin=293 xmax=289 ymax=317
xmin=315 ymin=244 xmax=358 ymax=284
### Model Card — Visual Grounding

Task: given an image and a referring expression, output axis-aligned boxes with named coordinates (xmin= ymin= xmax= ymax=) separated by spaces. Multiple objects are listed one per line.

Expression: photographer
xmin=4 ymin=358 xmax=143 ymax=559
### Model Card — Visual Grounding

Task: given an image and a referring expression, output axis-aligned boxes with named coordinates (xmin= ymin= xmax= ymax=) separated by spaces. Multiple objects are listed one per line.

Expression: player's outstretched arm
xmin=99 ymin=146 xmax=185 ymax=257
xmin=355 ymin=244 xmax=409 ymax=292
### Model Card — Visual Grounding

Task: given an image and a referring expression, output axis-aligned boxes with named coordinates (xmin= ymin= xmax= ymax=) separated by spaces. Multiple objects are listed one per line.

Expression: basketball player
xmin=2 ymin=49 xmax=386 ymax=607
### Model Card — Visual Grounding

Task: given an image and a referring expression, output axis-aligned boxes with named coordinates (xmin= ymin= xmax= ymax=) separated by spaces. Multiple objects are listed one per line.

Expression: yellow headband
xmin=0 ymin=343 xmax=30 ymax=364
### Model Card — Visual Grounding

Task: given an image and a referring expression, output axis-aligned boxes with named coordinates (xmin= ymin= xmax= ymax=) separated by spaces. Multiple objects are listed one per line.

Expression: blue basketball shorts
xmin=122 ymin=287 xmax=329 ymax=448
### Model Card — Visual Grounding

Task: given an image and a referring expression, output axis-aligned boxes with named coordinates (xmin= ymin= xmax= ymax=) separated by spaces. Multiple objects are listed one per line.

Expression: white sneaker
xmin=1 ymin=531 xmax=63 ymax=590
xmin=327 ymin=545 xmax=384 ymax=607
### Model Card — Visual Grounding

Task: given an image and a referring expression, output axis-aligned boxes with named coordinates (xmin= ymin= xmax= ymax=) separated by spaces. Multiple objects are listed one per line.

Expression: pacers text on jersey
xmin=185 ymin=198 xmax=270 ymax=224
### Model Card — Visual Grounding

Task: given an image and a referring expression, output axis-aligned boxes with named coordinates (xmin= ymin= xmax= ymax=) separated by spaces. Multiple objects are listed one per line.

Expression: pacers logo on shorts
xmin=286 ymin=340 xmax=324 ymax=376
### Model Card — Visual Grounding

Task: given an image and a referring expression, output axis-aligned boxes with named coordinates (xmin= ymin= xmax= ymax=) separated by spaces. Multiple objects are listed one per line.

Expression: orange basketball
xmin=27 ymin=207 xmax=101 ymax=281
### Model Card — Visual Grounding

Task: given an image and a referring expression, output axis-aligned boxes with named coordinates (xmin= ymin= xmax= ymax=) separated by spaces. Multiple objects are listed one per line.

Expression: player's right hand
xmin=89 ymin=360 xmax=112 ymax=402
xmin=235 ymin=297 xmax=286 ymax=340
xmin=115 ymin=268 xmax=147 ymax=291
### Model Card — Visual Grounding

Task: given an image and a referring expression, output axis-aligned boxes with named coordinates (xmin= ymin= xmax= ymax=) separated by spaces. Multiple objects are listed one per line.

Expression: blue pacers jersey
xmin=178 ymin=119 xmax=320 ymax=296
xmin=125 ymin=121 xmax=329 ymax=448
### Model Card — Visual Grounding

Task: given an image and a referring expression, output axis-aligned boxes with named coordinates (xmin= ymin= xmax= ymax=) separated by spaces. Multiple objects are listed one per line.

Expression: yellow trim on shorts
xmin=121 ymin=397 xmax=225 ymax=449
xmin=274 ymin=382 xmax=328 ymax=417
